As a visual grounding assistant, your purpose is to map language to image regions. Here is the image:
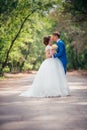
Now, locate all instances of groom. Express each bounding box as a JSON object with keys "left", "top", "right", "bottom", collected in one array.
[{"left": 52, "top": 32, "right": 68, "bottom": 73}]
